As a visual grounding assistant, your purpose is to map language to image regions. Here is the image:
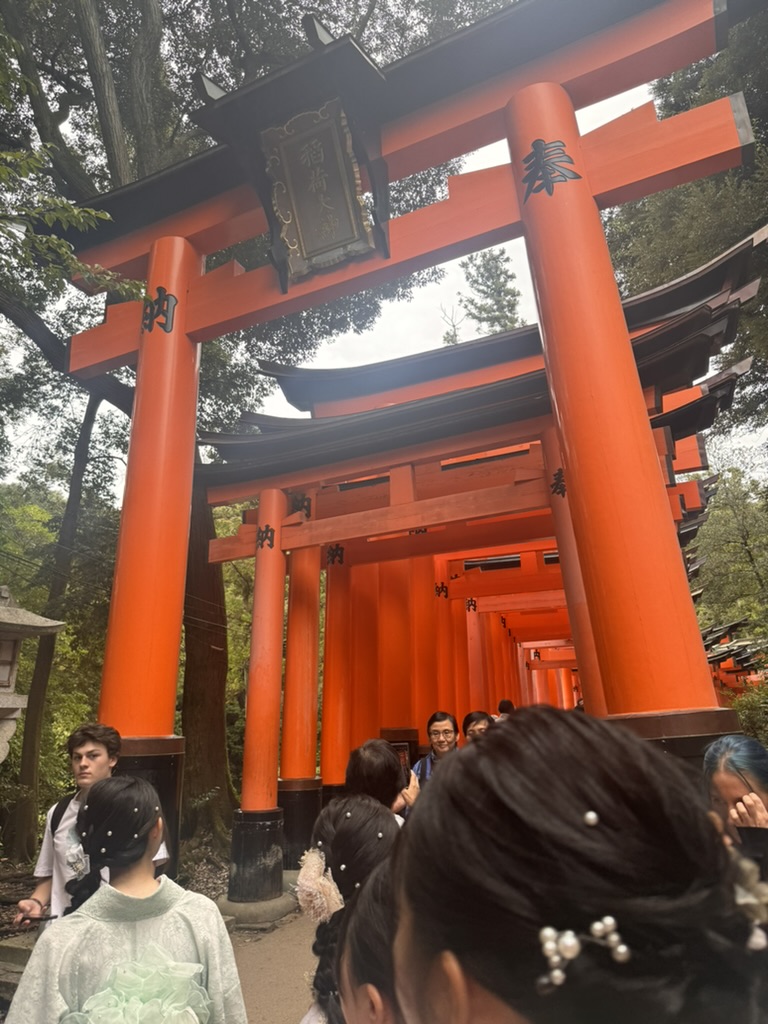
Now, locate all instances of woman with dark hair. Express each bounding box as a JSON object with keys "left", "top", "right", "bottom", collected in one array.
[
  {"left": 336, "top": 859, "right": 404, "bottom": 1024},
  {"left": 412, "top": 711, "right": 458, "bottom": 785},
  {"left": 296, "top": 794, "right": 400, "bottom": 1024},
  {"left": 345, "top": 739, "right": 418, "bottom": 820},
  {"left": 394, "top": 706, "right": 768, "bottom": 1024},
  {"left": 462, "top": 710, "right": 494, "bottom": 742},
  {"left": 704, "top": 733, "right": 768, "bottom": 833},
  {"left": 7, "top": 776, "right": 246, "bottom": 1024}
]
